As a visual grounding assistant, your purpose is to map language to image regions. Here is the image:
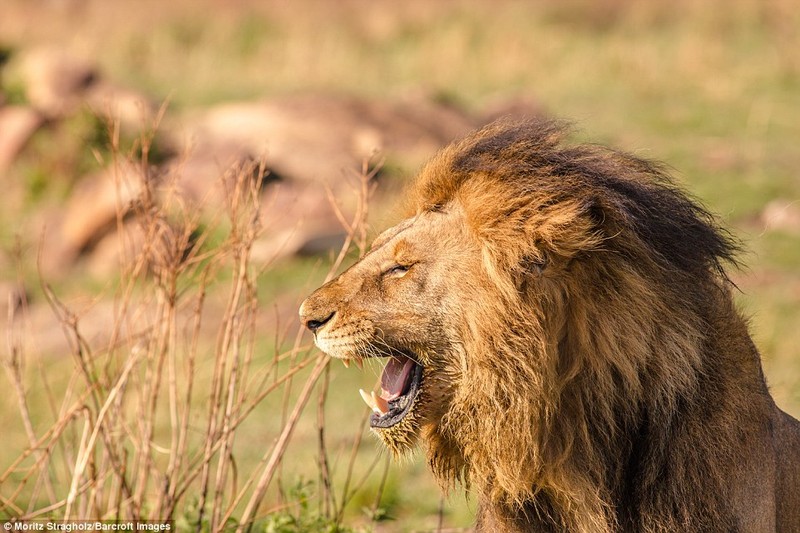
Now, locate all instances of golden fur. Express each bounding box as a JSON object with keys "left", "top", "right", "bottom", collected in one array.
[{"left": 300, "top": 119, "right": 800, "bottom": 532}]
